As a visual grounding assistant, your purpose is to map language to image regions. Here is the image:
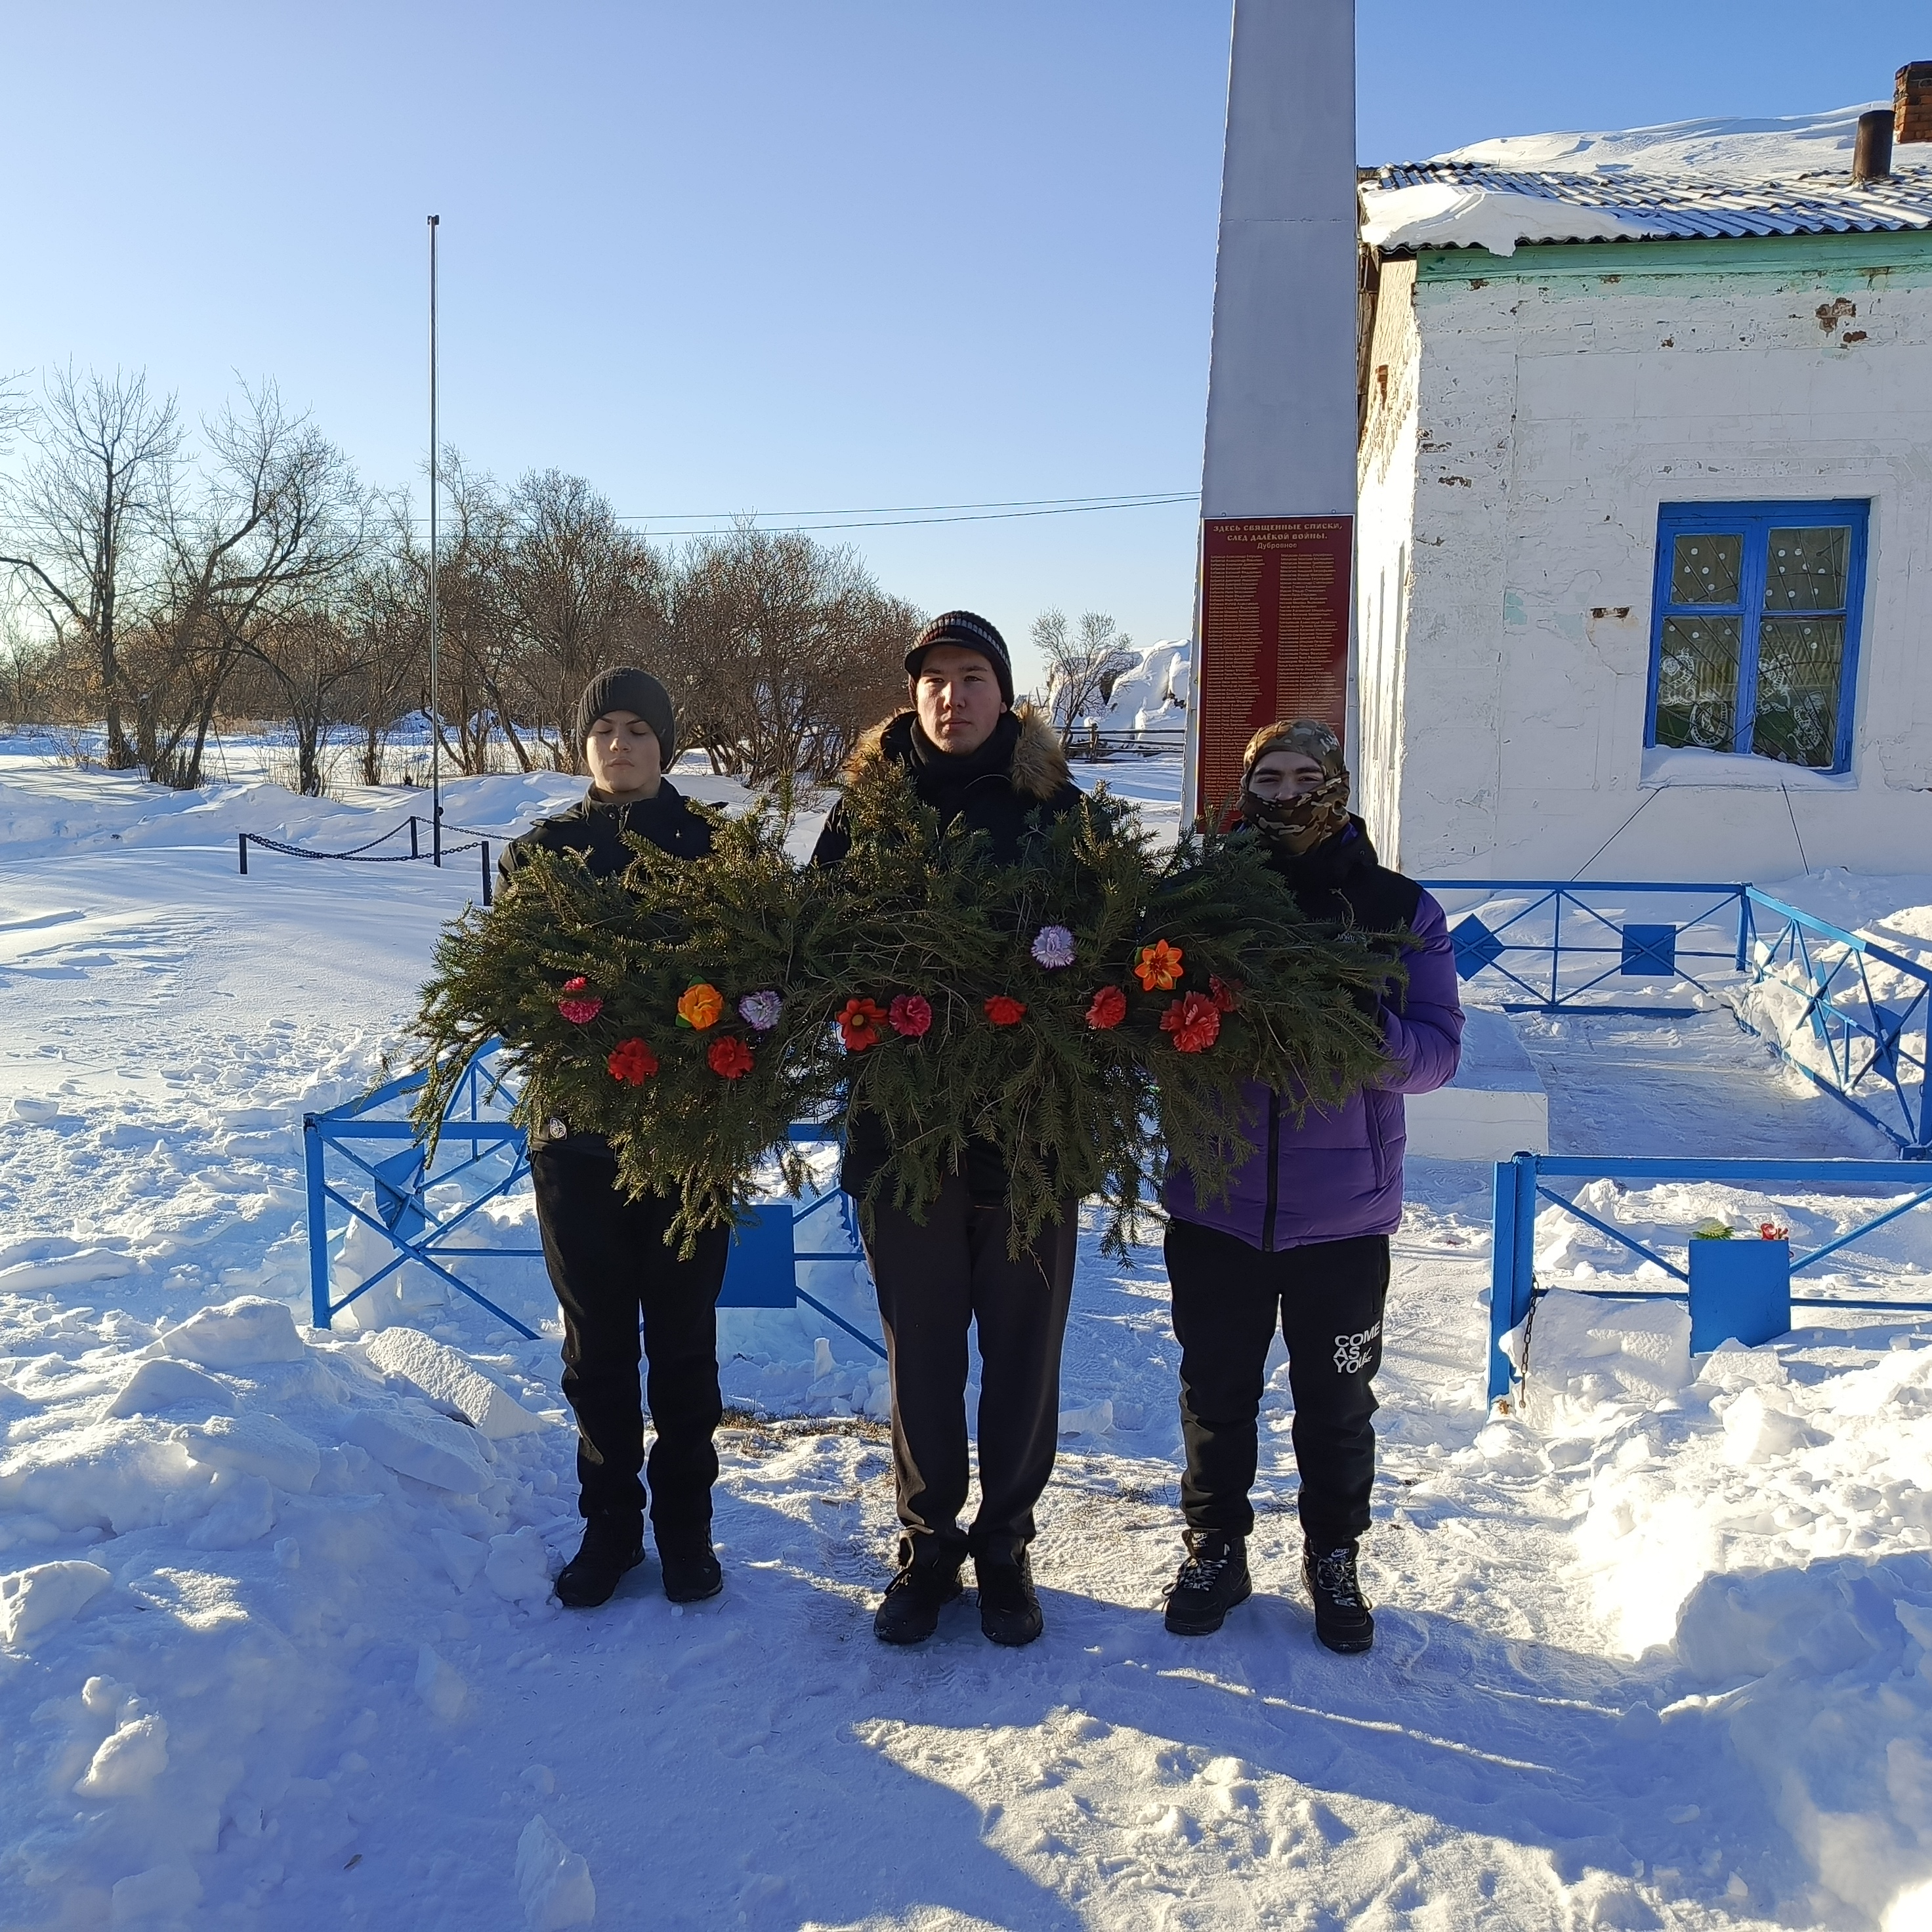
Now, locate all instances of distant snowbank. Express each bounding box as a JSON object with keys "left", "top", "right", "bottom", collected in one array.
[
  {"left": 0, "top": 743, "right": 768, "bottom": 863},
  {"left": 1043, "top": 637, "right": 1189, "bottom": 737}
]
